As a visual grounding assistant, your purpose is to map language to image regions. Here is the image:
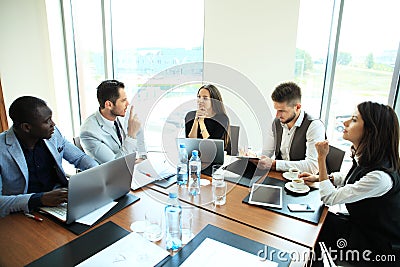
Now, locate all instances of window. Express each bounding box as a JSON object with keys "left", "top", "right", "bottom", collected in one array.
[{"left": 295, "top": 0, "right": 400, "bottom": 171}]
